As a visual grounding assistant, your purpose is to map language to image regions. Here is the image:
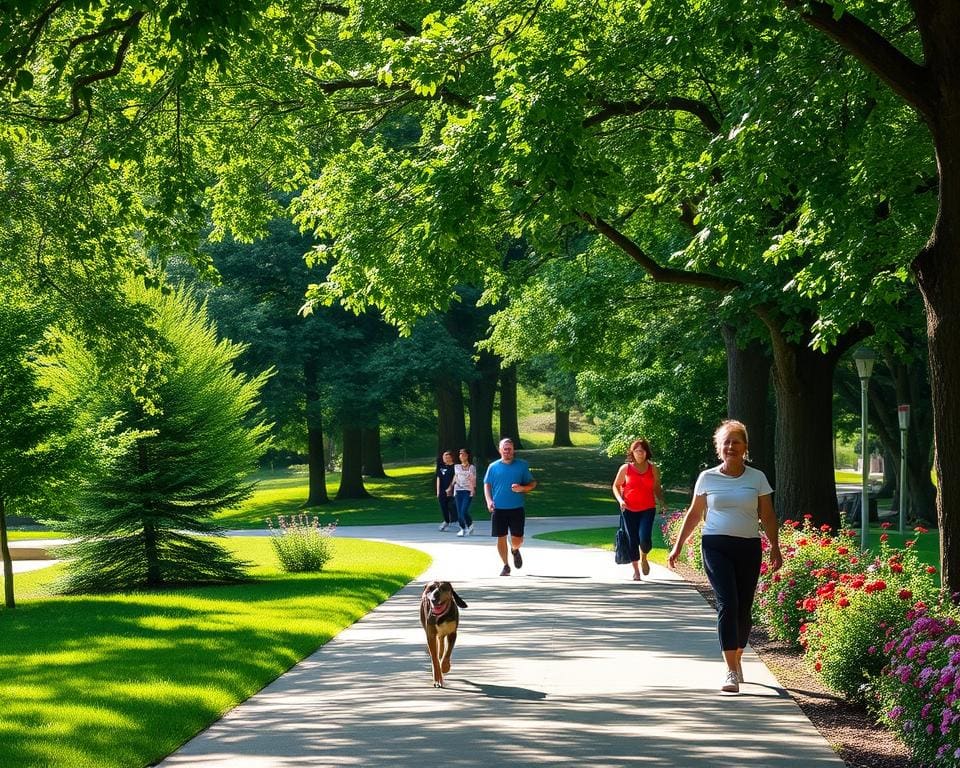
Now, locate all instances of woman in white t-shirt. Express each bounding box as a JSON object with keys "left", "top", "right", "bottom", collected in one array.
[{"left": 668, "top": 420, "right": 782, "bottom": 694}]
